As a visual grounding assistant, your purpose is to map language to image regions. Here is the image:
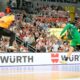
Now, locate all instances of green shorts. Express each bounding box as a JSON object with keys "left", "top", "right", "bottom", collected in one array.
[{"left": 70, "top": 39, "right": 80, "bottom": 47}]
